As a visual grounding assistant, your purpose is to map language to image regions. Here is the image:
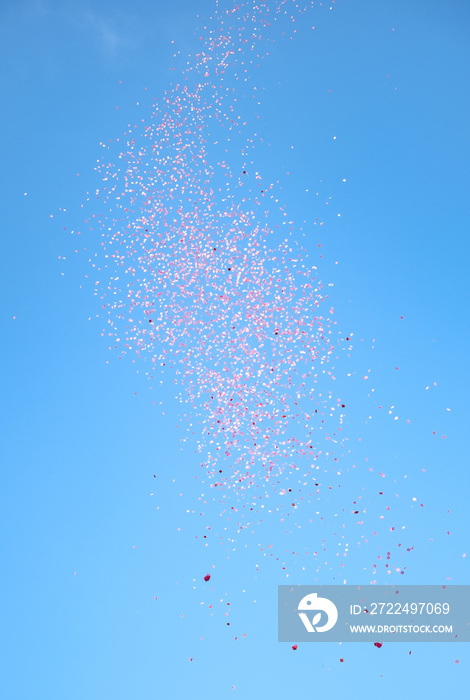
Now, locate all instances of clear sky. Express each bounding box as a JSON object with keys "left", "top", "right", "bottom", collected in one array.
[{"left": 1, "top": 1, "right": 469, "bottom": 698}]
